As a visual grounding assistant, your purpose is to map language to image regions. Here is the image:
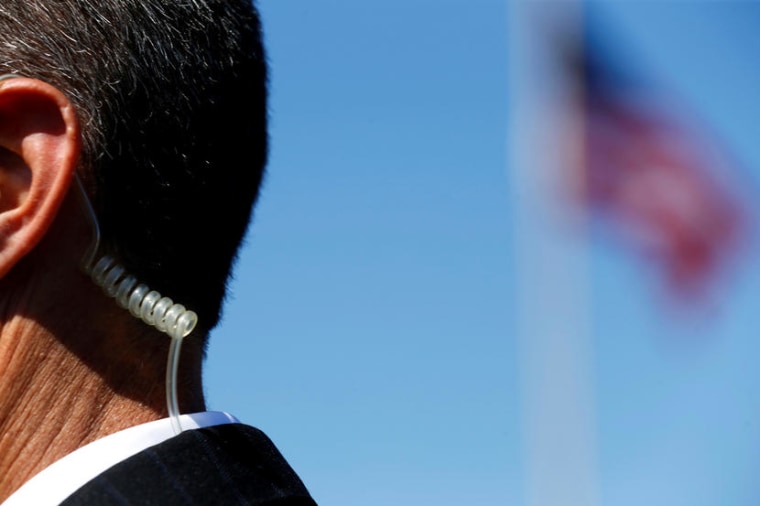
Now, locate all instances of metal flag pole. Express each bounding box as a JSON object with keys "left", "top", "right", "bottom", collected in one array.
[{"left": 507, "top": 2, "right": 601, "bottom": 505}]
